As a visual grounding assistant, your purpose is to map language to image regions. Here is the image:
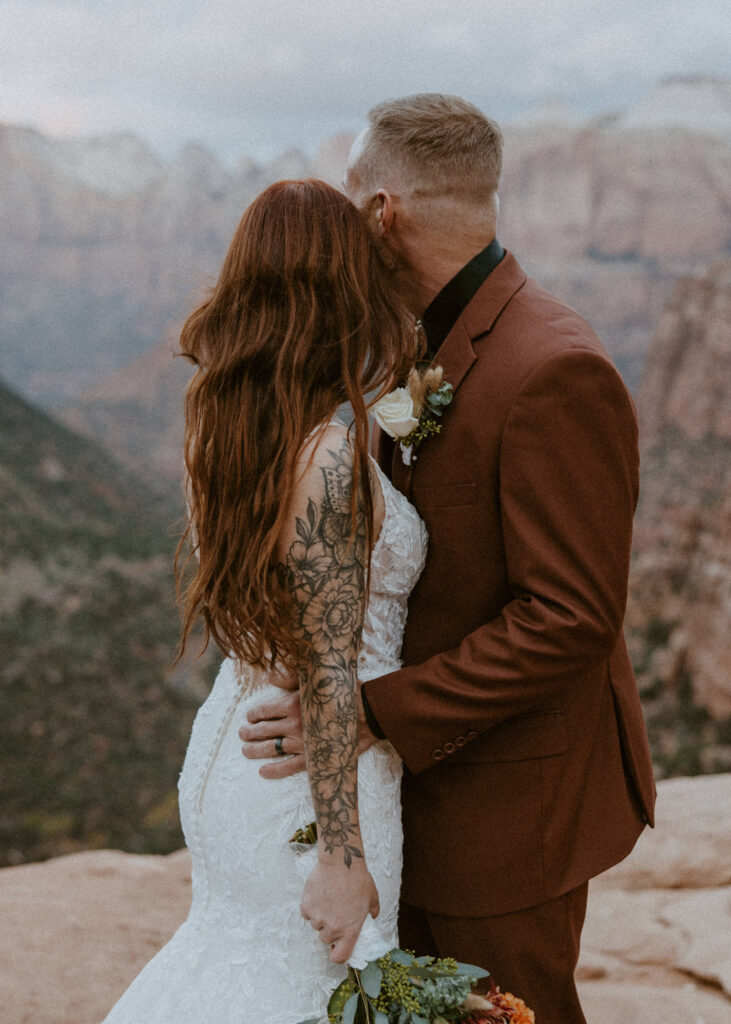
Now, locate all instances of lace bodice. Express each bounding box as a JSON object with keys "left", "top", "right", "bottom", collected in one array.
[
  {"left": 101, "top": 452, "right": 427, "bottom": 1024},
  {"left": 359, "top": 458, "right": 428, "bottom": 680}
]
